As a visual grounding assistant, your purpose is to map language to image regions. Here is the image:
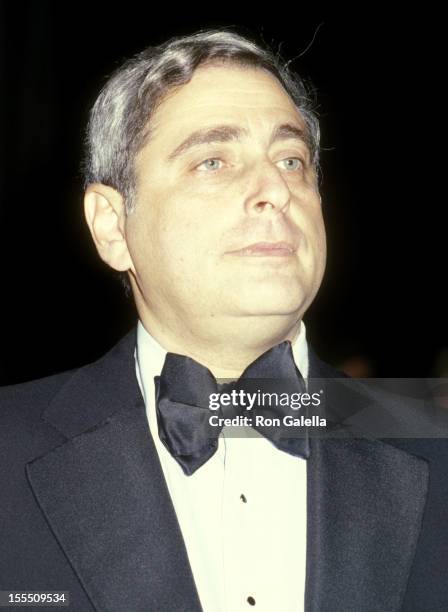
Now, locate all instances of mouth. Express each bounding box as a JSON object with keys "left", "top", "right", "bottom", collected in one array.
[{"left": 225, "top": 241, "right": 297, "bottom": 257}]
